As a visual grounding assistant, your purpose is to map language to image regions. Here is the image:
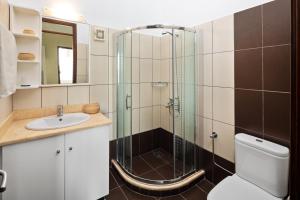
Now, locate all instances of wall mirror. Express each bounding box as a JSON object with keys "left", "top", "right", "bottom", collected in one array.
[{"left": 41, "top": 18, "right": 90, "bottom": 85}]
